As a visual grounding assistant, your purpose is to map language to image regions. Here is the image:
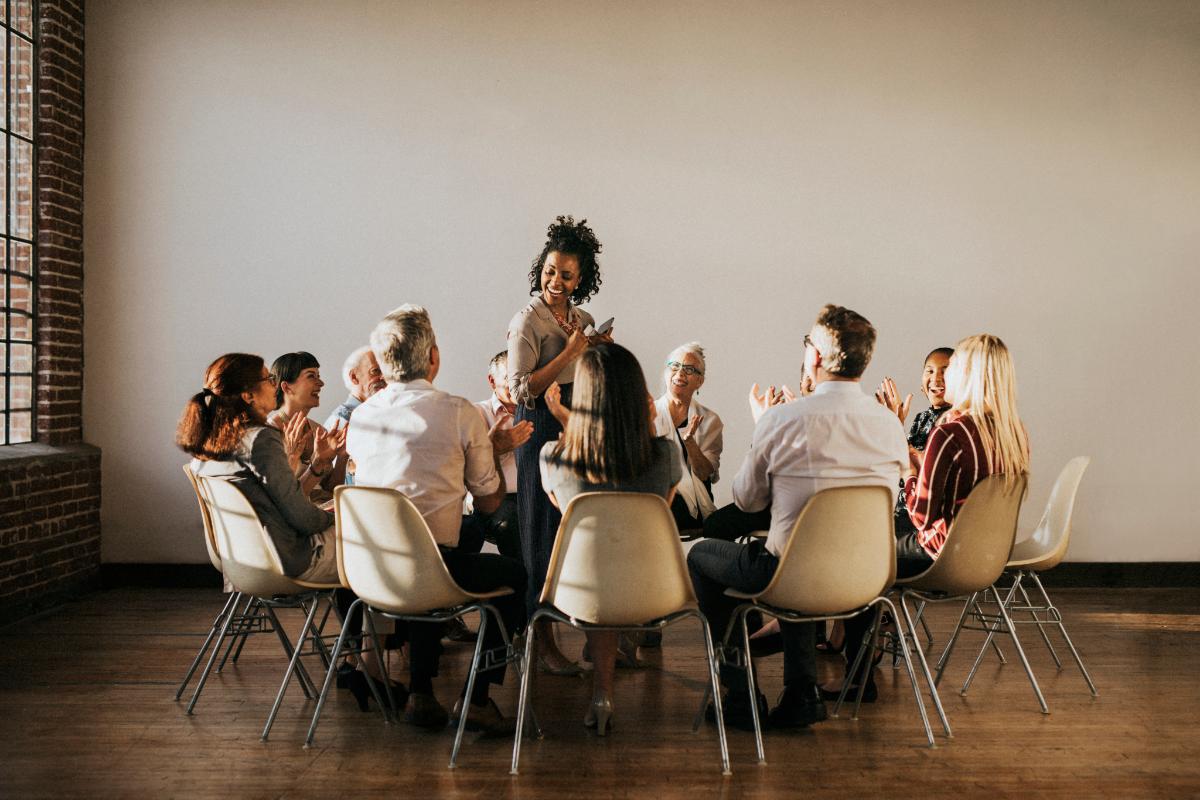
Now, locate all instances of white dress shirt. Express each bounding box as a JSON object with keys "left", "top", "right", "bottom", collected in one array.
[
  {"left": 732, "top": 380, "right": 908, "bottom": 557},
  {"left": 653, "top": 394, "right": 724, "bottom": 518},
  {"left": 347, "top": 380, "right": 500, "bottom": 548},
  {"left": 474, "top": 395, "right": 518, "bottom": 492}
]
